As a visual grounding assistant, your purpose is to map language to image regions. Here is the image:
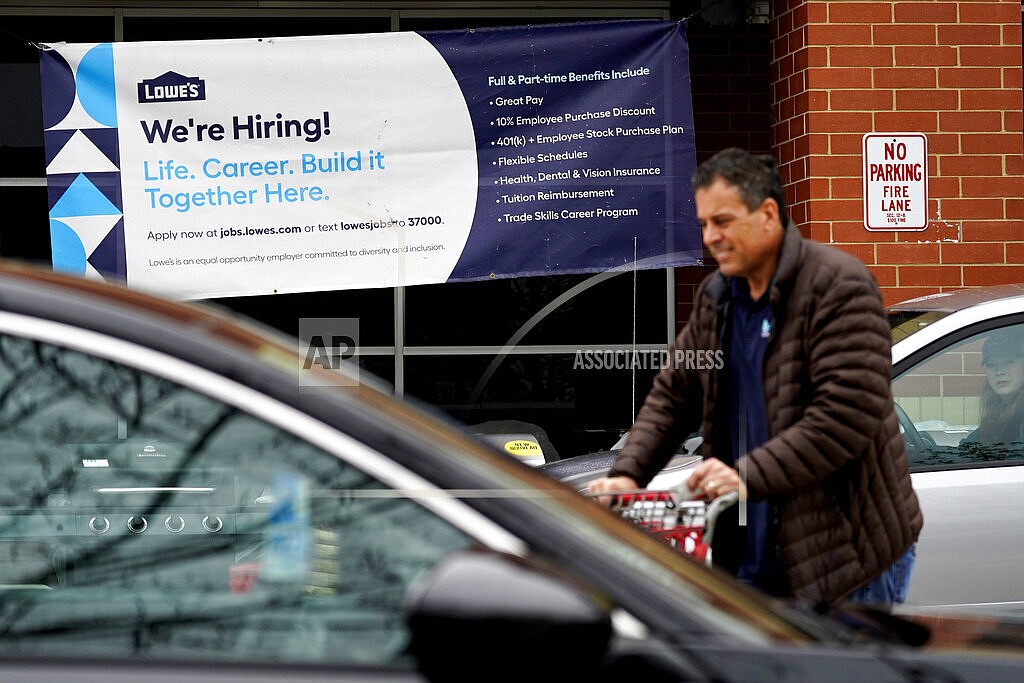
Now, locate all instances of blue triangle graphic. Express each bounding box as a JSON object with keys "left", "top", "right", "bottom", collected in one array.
[
  {"left": 43, "top": 129, "right": 77, "bottom": 167},
  {"left": 82, "top": 128, "right": 121, "bottom": 169},
  {"left": 87, "top": 219, "right": 127, "bottom": 280},
  {"left": 51, "top": 173, "right": 121, "bottom": 218},
  {"left": 83, "top": 172, "right": 123, "bottom": 212},
  {"left": 46, "top": 173, "right": 76, "bottom": 212}
]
